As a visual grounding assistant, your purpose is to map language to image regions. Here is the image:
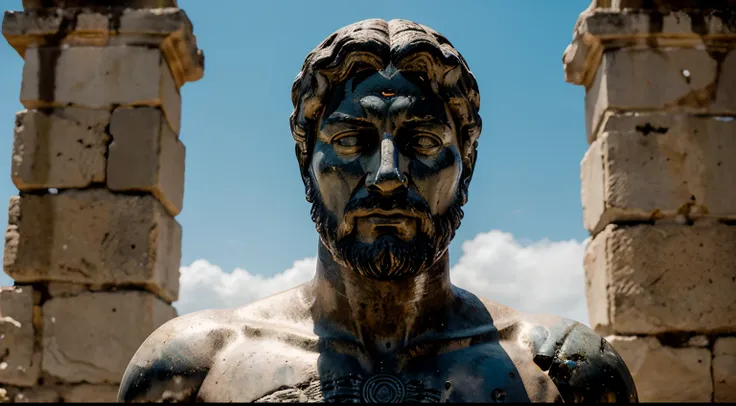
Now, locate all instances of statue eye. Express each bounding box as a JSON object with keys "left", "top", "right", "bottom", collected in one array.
[
  {"left": 411, "top": 134, "right": 441, "bottom": 151},
  {"left": 332, "top": 133, "right": 361, "bottom": 151},
  {"left": 336, "top": 136, "right": 358, "bottom": 147}
]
